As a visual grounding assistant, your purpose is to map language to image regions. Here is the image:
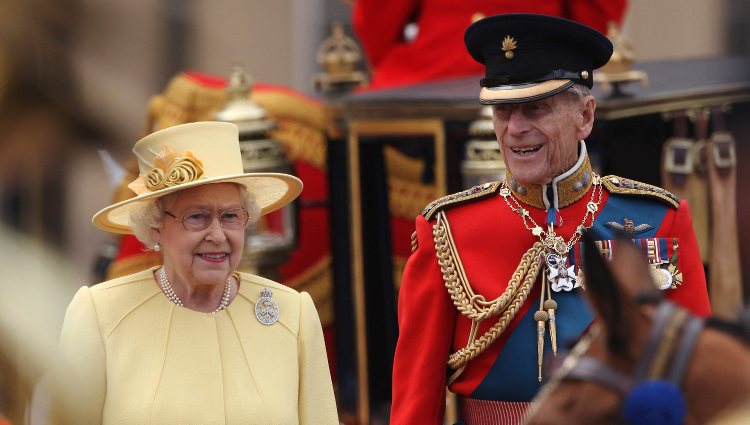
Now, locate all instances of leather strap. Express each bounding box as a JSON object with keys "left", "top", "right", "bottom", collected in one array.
[
  {"left": 660, "top": 110, "right": 710, "bottom": 261},
  {"left": 689, "top": 111, "right": 711, "bottom": 262},
  {"left": 562, "top": 303, "right": 702, "bottom": 393},
  {"left": 668, "top": 316, "right": 704, "bottom": 384},
  {"left": 564, "top": 356, "right": 634, "bottom": 395},
  {"left": 662, "top": 111, "right": 693, "bottom": 190},
  {"left": 707, "top": 106, "right": 743, "bottom": 319},
  {"left": 710, "top": 106, "right": 738, "bottom": 173},
  {"left": 634, "top": 302, "right": 679, "bottom": 379},
  {"left": 694, "top": 109, "right": 711, "bottom": 173}
]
